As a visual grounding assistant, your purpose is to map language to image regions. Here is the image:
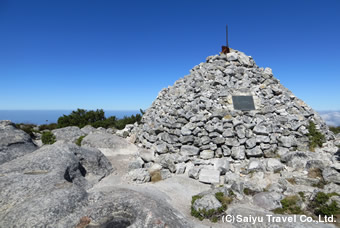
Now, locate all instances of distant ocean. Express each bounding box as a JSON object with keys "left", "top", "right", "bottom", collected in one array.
[{"left": 0, "top": 110, "right": 140, "bottom": 125}]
